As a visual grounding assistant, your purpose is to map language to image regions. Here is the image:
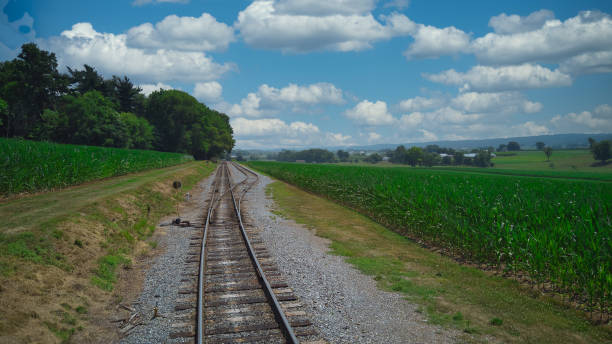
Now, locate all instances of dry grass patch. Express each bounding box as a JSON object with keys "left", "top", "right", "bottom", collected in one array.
[{"left": 0, "top": 161, "right": 215, "bottom": 343}]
